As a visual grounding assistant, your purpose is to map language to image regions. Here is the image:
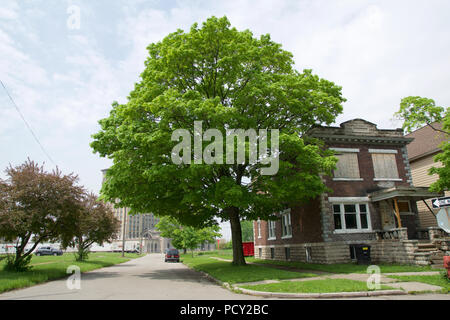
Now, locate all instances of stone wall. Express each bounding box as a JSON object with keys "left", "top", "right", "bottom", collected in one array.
[{"left": 255, "top": 239, "right": 428, "bottom": 265}]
